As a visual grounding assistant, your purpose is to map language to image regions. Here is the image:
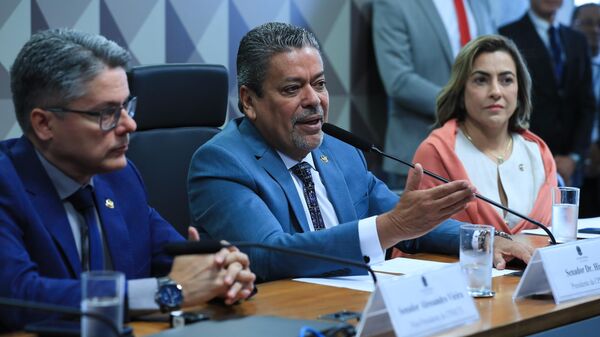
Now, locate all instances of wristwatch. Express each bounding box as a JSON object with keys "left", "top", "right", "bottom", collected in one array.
[{"left": 155, "top": 276, "right": 184, "bottom": 313}]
